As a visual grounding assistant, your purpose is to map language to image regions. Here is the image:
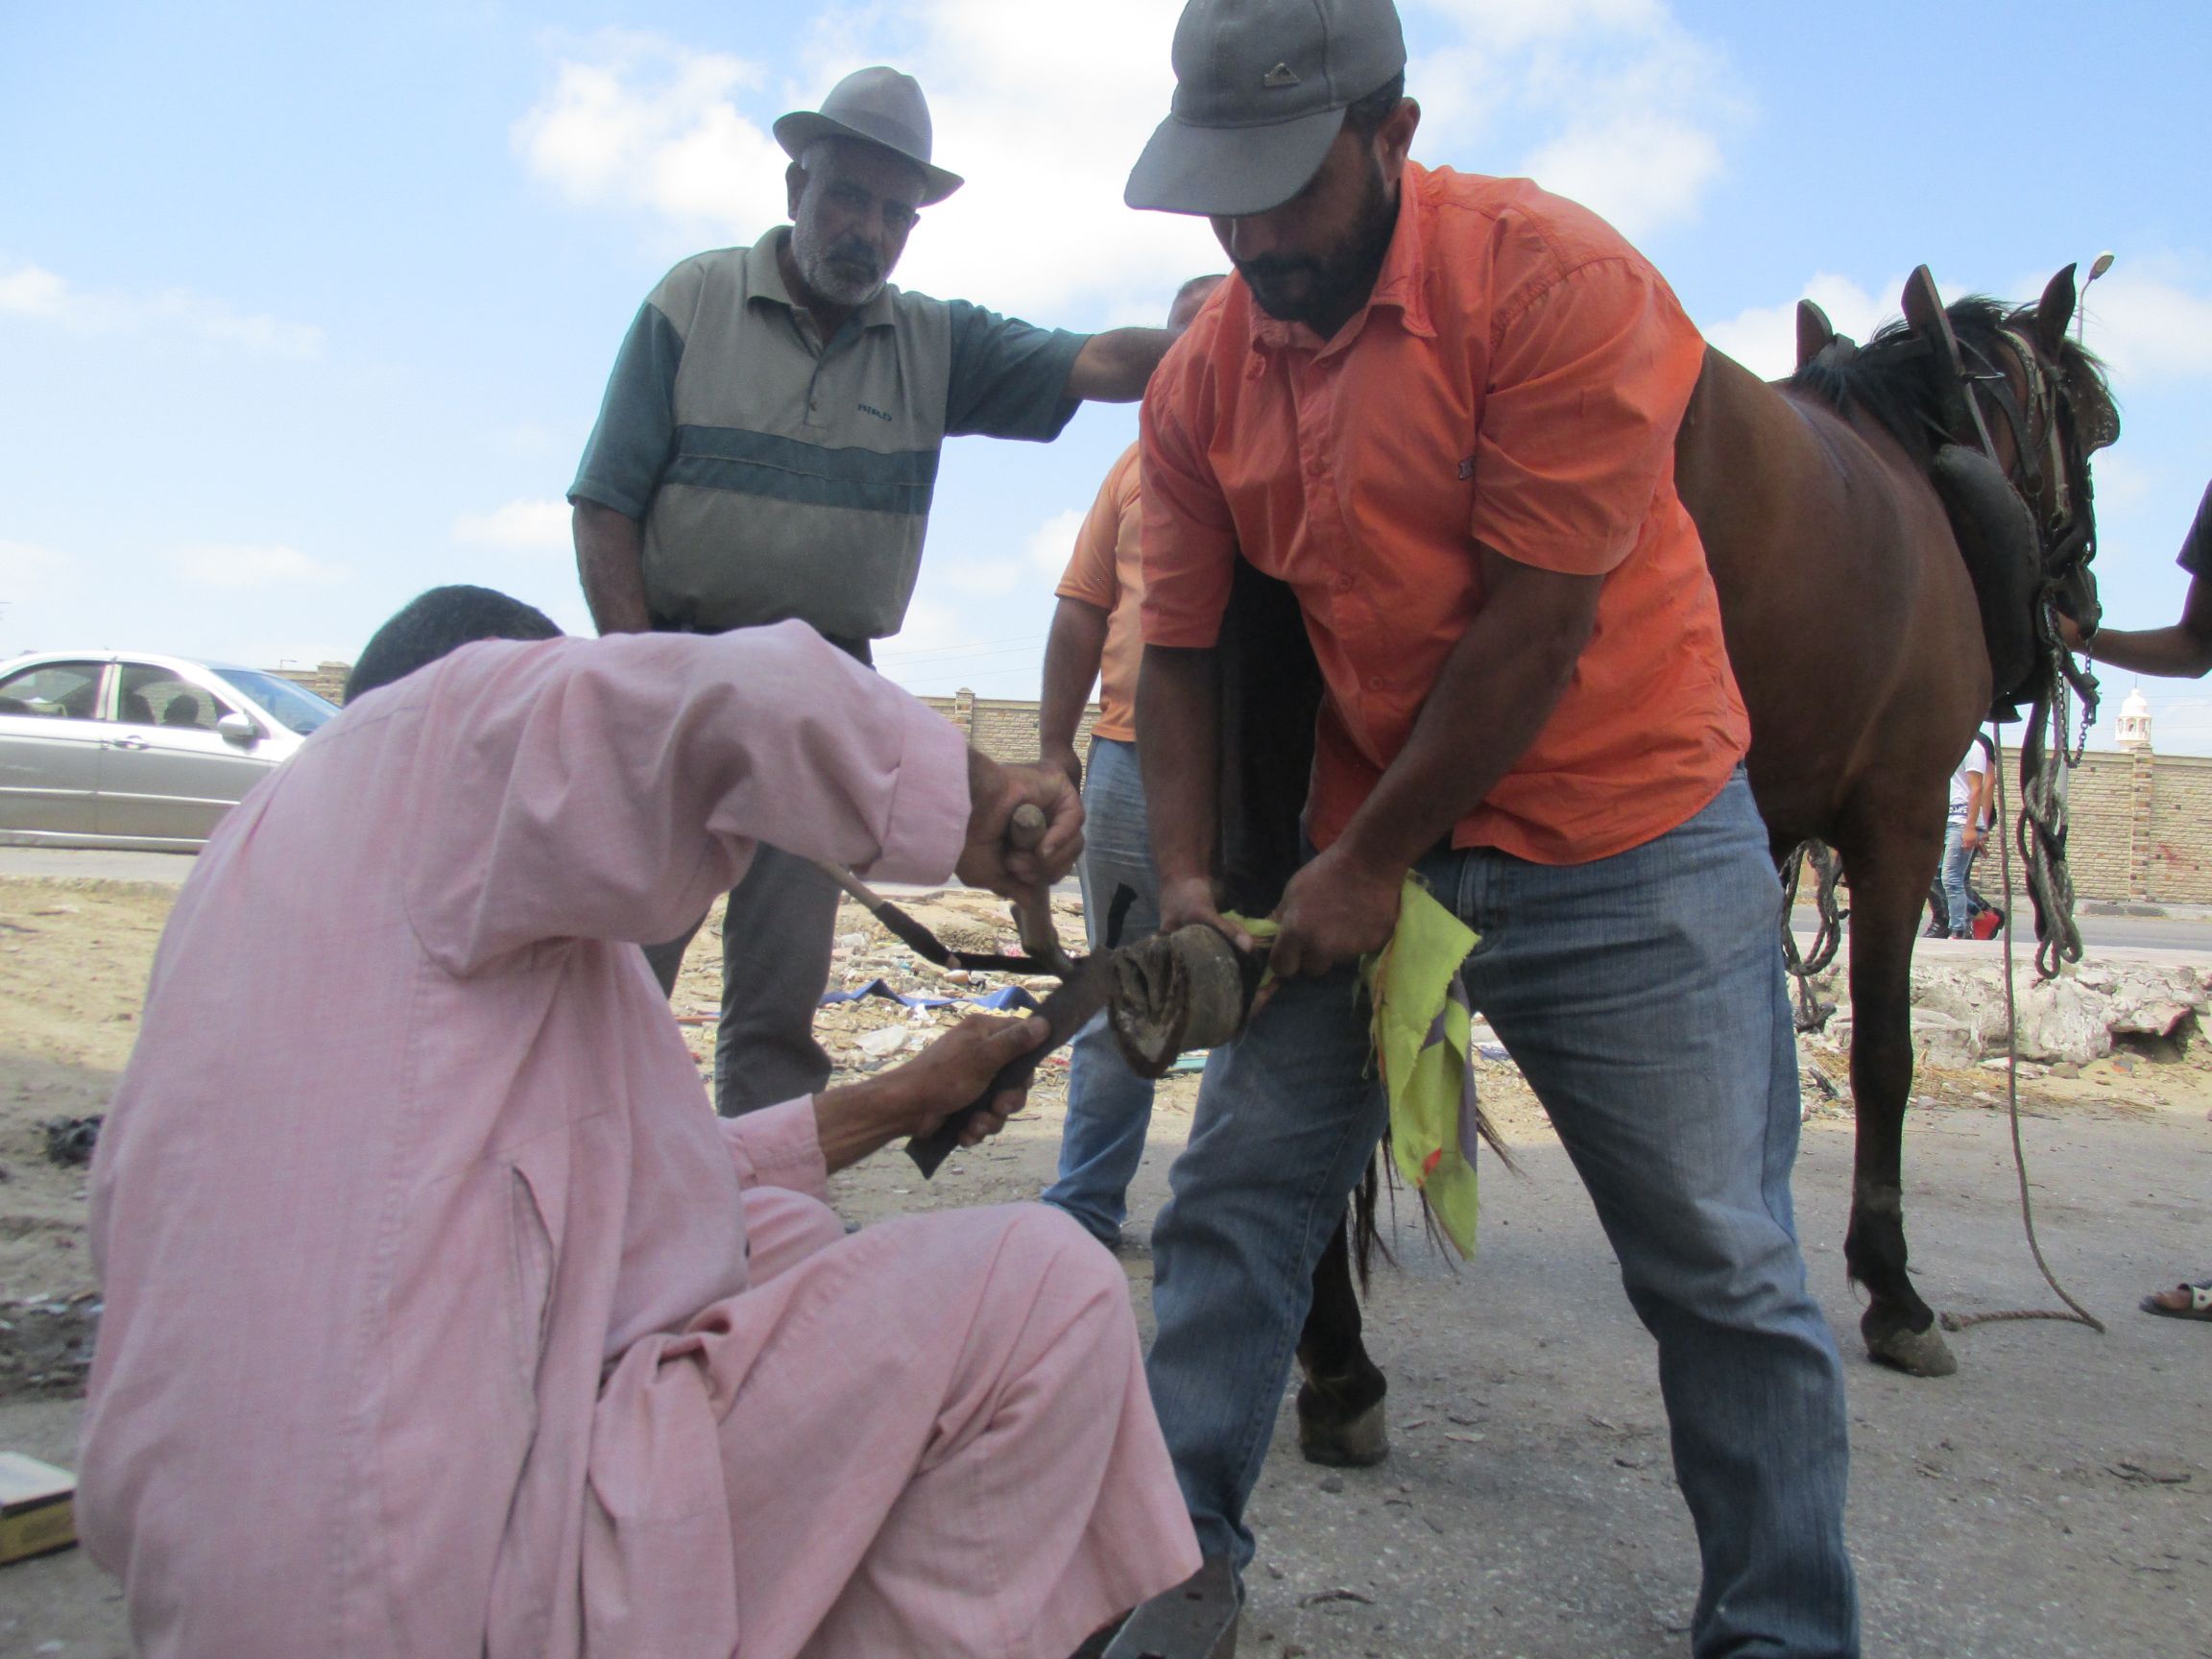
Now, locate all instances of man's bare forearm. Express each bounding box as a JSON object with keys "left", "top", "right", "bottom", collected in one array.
[
  {"left": 1334, "top": 551, "right": 1599, "bottom": 877},
  {"left": 1039, "top": 597, "right": 1111, "bottom": 764},
  {"left": 573, "top": 500, "right": 653, "bottom": 635},
  {"left": 1064, "top": 327, "right": 1175, "bottom": 403},
  {"left": 2080, "top": 620, "right": 2212, "bottom": 679},
  {"left": 1135, "top": 644, "right": 1221, "bottom": 888}
]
